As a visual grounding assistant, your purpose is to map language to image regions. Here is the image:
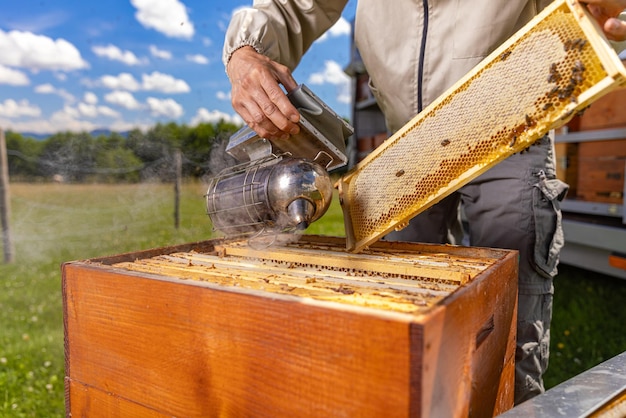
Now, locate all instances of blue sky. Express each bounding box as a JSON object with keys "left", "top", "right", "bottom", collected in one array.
[{"left": 0, "top": 0, "right": 357, "bottom": 134}]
